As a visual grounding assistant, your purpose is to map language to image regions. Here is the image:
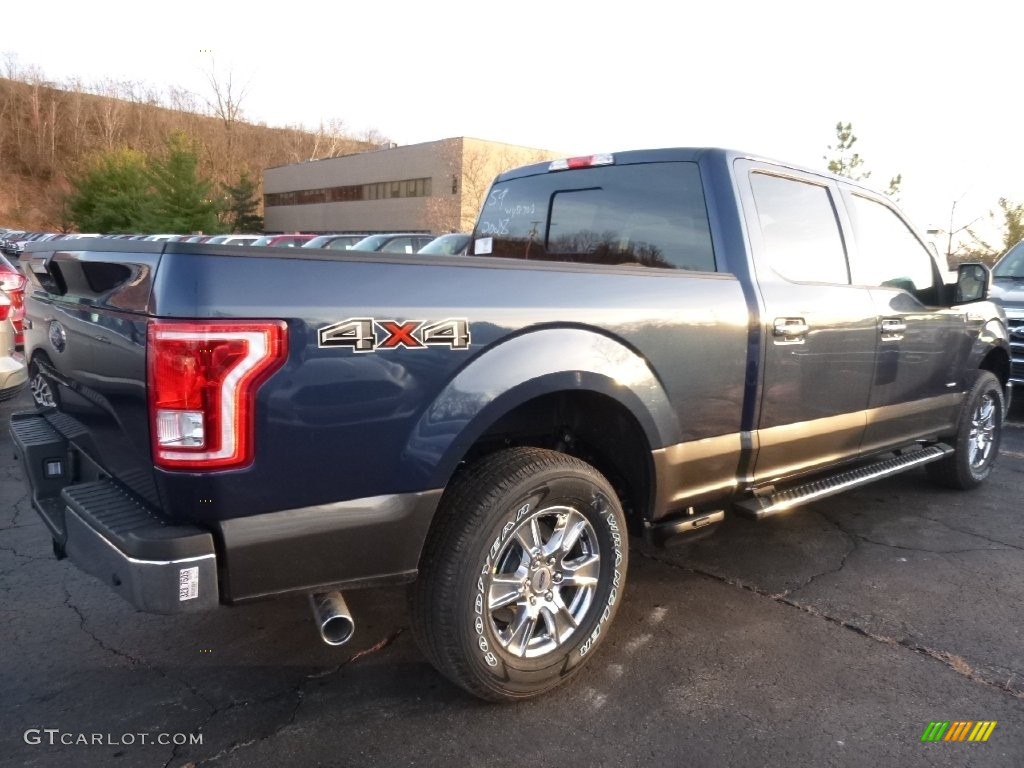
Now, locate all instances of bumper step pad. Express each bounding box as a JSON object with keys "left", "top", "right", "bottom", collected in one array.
[{"left": 10, "top": 411, "right": 219, "bottom": 613}]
